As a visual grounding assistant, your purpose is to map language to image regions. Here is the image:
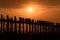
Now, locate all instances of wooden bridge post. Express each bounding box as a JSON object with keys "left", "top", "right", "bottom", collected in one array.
[
  {"left": 47, "top": 22, "right": 49, "bottom": 34},
  {"left": 23, "top": 20, "right": 24, "bottom": 34},
  {"left": 40, "top": 25, "right": 41, "bottom": 35},
  {"left": 14, "top": 16, "right": 17, "bottom": 34},
  {"left": 54, "top": 24, "right": 56, "bottom": 32},
  {"left": 43, "top": 25, "right": 44, "bottom": 34},
  {"left": 6, "top": 15, "right": 9, "bottom": 33},
  {"left": 1, "top": 14, "right": 3, "bottom": 33},
  {"left": 31, "top": 20, "right": 34, "bottom": 34},
  {"left": 22, "top": 19, "right": 24, "bottom": 34},
  {"left": 10, "top": 18, "right": 13, "bottom": 33},
  {"left": 3, "top": 17, "right": 5, "bottom": 33},
  {"left": 26, "top": 23, "right": 28, "bottom": 34},
  {"left": 35, "top": 21, "right": 36, "bottom": 34},
  {"left": 29, "top": 24, "right": 30, "bottom": 34},
  {"left": 52, "top": 24, "right": 54, "bottom": 33},
  {"left": 37, "top": 24, "right": 39, "bottom": 34},
  {"left": 19, "top": 17, "right": 21, "bottom": 34}
]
